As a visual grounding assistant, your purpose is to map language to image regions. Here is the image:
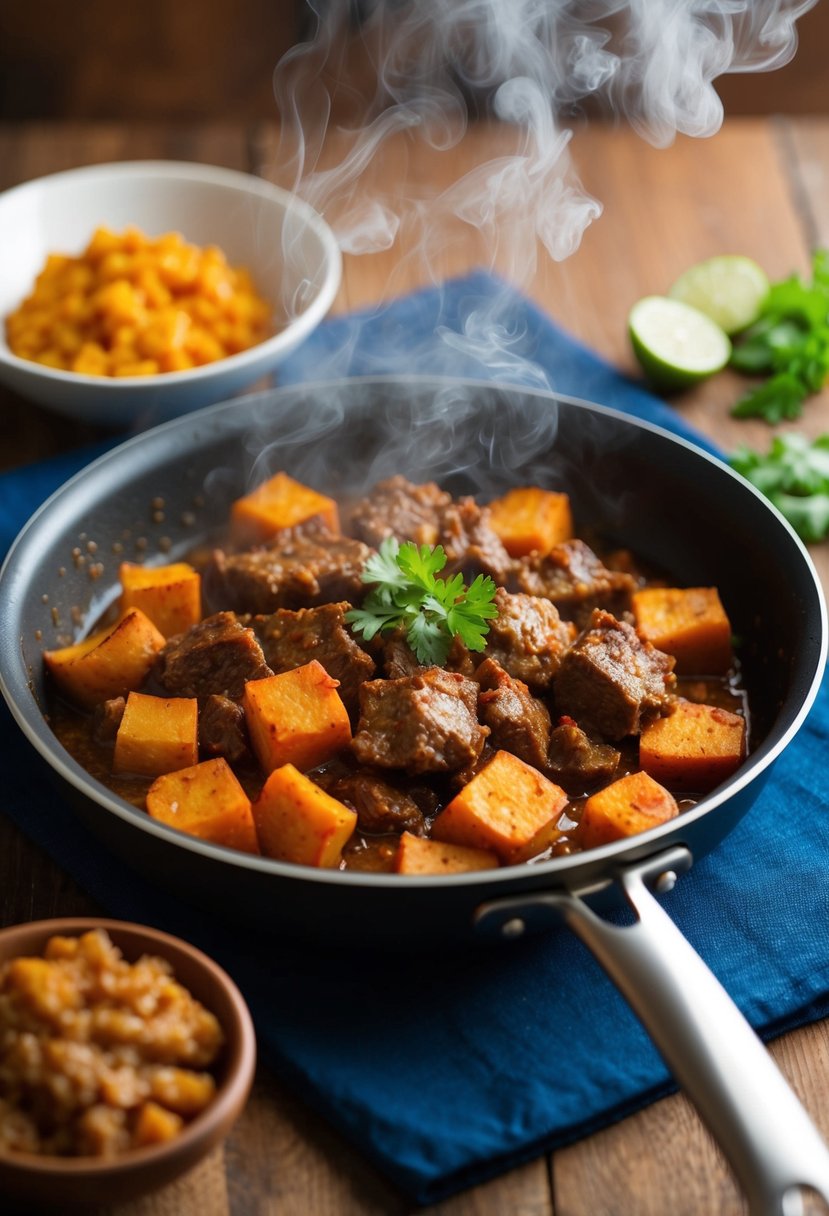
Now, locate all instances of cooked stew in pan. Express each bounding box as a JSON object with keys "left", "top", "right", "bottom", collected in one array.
[{"left": 44, "top": 472, "right": 750, "bottom": 874}]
